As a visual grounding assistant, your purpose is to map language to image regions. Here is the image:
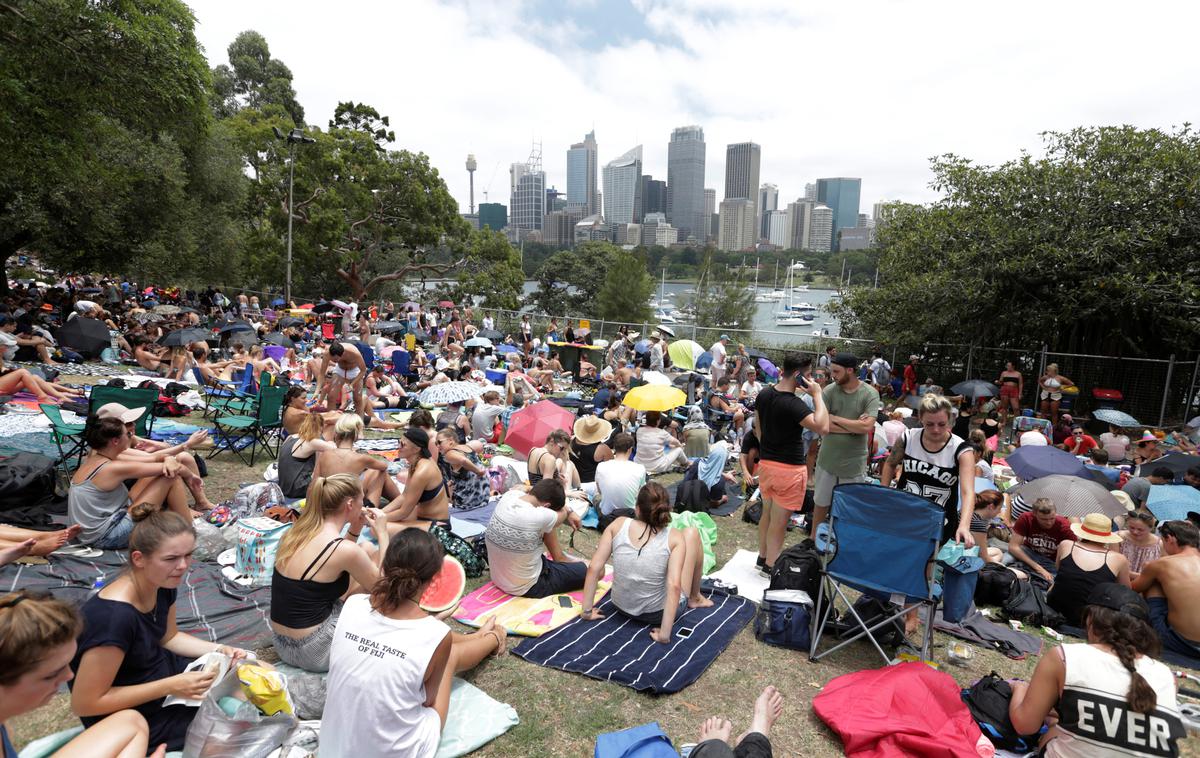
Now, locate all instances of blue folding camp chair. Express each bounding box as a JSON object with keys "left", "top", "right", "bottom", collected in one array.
[{"left": 809, "top": 483, "right": 944, "bottom": 666}]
